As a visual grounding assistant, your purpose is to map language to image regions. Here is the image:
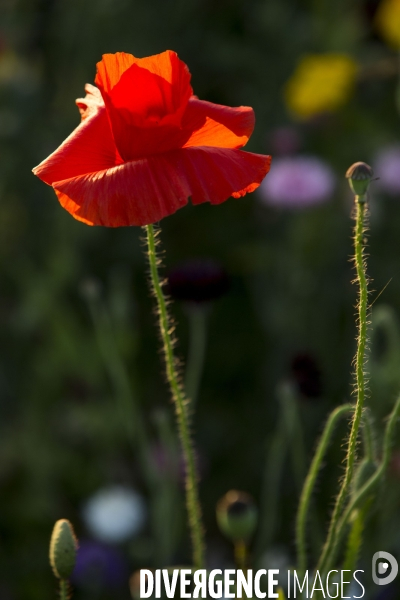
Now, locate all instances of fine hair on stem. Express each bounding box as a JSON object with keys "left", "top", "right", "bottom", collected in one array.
[{"left": 143, "top": 223, "right": 205, "bottom": 569}]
